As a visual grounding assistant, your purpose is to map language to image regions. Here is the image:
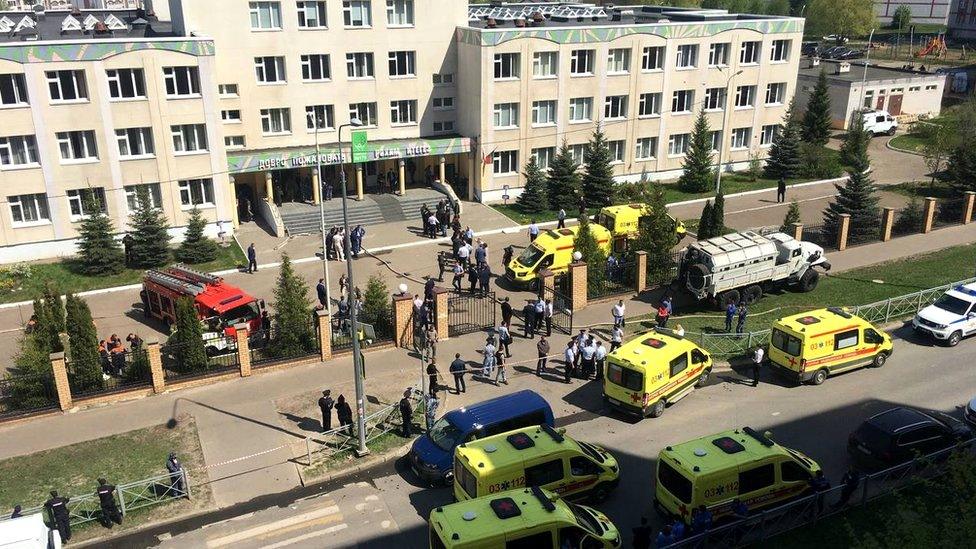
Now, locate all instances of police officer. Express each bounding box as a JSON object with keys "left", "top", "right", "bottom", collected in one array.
[
  {"left": 318, "top": 390, "right": 335, "bottom": 433},
  {"left": 166, "top": 452, "right": 186, "bottom": 497},
  {"left": 9, "top": 505, "right": 22, "bottom": 519},
  {"left": 632, "top": 516, "right": 652, "bottom": 549},
  {"left": 523, "top": 301, "right": 536, "bottom": 339},
  {"left": 44, "top": 491, "right": 71, "bottom": 543},
  {"left": 336, "top": 395, "right": 354, "bottom": 437},
  {"left": 399, "top": 389, "right": 413, "bottom": 438},
  {"left": 96, "top": 478, "right": 123, "bottom": 527}
]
